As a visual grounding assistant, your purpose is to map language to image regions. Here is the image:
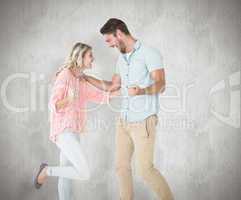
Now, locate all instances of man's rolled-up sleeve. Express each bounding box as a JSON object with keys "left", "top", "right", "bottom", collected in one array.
[{"left": 145, "top": 47, "right": 164, "bottom": 72}]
